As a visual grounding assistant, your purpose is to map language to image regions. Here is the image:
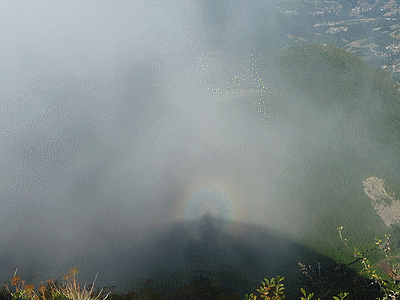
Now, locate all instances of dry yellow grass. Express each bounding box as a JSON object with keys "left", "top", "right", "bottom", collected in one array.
[{"left": 3, "top": 268, "right": 111, "bottom": 300}]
